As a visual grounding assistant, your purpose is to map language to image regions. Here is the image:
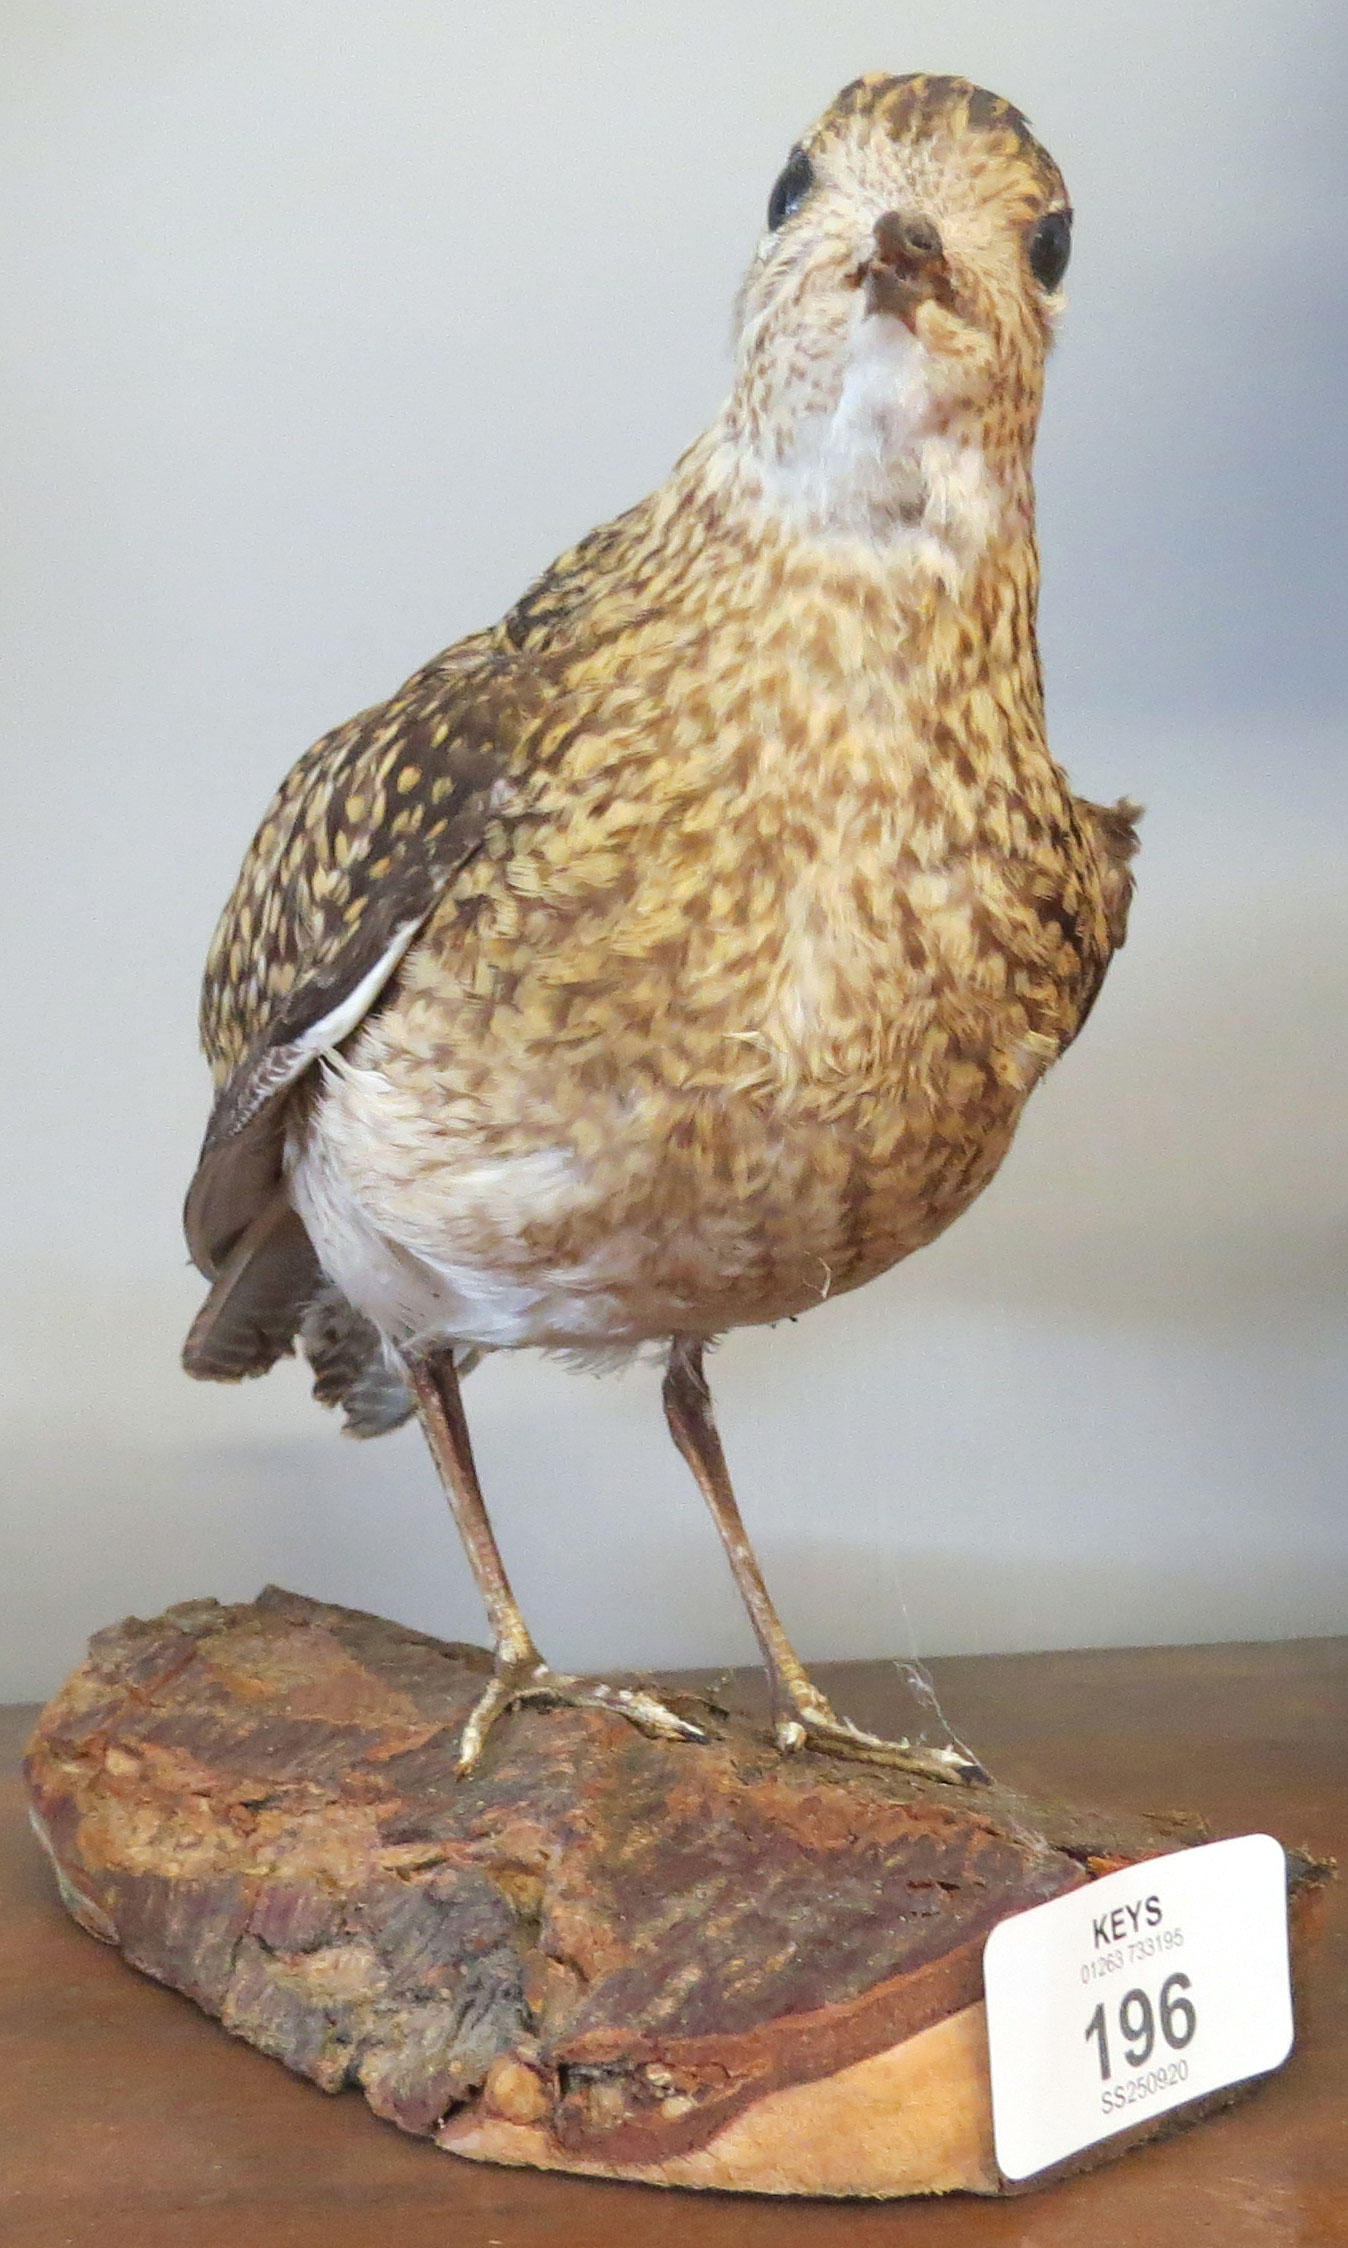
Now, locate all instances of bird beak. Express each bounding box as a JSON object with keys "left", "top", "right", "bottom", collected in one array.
[{"left": 855, "top": 210, "right": 950, "bottom": 330}]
